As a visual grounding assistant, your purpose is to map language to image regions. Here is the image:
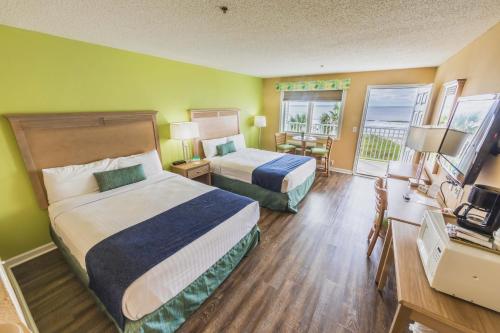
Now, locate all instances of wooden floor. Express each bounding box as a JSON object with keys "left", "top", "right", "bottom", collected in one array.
[{"left": 12, "top": 173, "right": 400, "bottom": 333}]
